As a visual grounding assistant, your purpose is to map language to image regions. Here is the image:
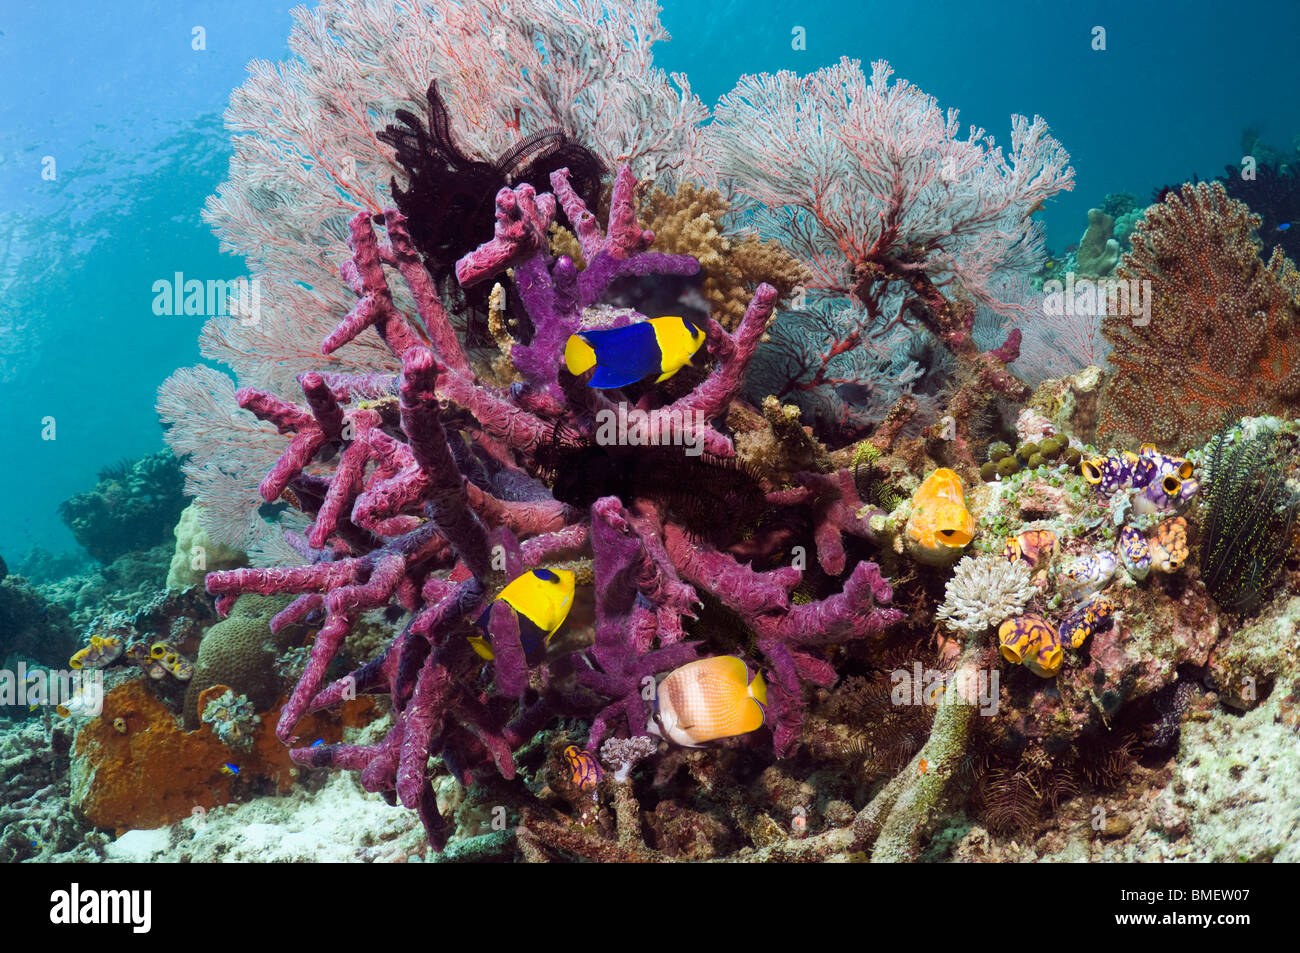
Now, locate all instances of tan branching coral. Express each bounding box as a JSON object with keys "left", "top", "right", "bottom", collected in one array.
[
  {"left": 552, "top": 183, "right": 809, "bottom": 329},
  {"left": 640, "top": 183, "right": 810, "bottom": 329},
  {"left": 1101, "top": 182, "right": 1300, "bottom": 448}
]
